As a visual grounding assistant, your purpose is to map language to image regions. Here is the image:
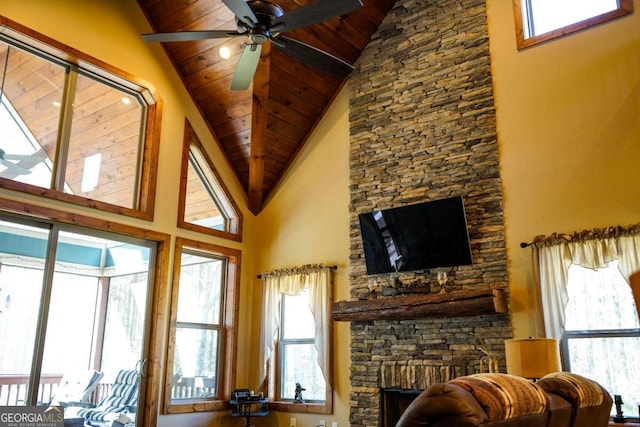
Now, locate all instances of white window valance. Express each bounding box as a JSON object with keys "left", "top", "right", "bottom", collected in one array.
[{"left": 529, "top": 224, "right": 640, "bottom": 339}]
